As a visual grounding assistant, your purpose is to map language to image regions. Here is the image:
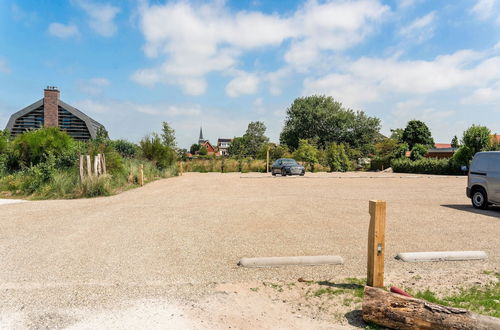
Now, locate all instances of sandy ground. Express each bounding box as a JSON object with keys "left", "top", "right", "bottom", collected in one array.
[{"left": 0, "top": 172, "right": 498, "bottom": 329}]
